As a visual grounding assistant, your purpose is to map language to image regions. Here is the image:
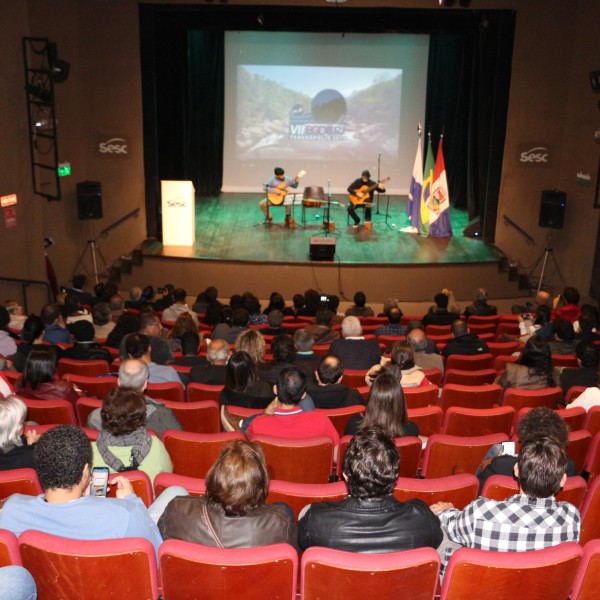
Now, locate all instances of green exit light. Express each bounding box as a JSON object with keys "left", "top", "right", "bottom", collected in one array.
[{"left": 58, "top": 162, "right": 71, "bottom": 177}]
